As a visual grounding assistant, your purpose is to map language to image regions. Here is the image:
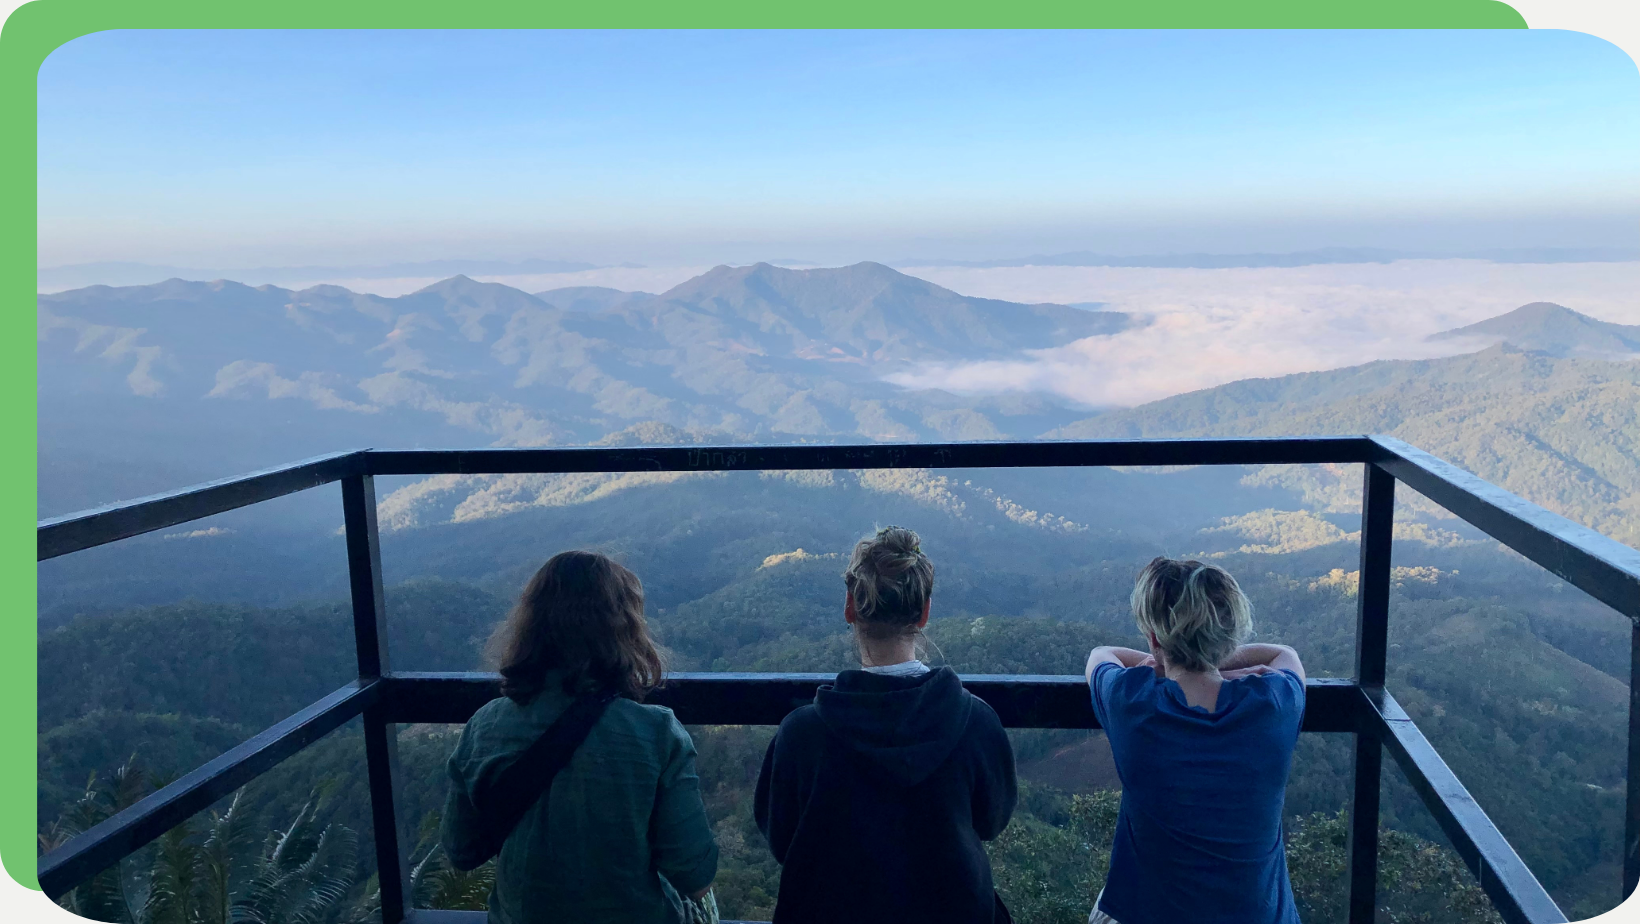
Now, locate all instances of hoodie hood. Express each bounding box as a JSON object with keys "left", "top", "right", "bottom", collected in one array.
[{"left": 814, "top": 666, "right": 972, "bottom": 787}]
